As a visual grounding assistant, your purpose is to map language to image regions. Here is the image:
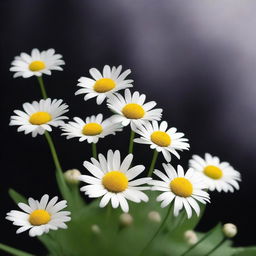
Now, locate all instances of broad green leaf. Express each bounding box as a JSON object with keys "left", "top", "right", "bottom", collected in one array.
[
  {"left": 8, "top": 189, "right": 27, "bottom": 204},
  {"left": 0, "top": 243, "right": 35, "bottom": 256},
  {"left": 232, "top": 246, "right": 256, "bottom": 256}
]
